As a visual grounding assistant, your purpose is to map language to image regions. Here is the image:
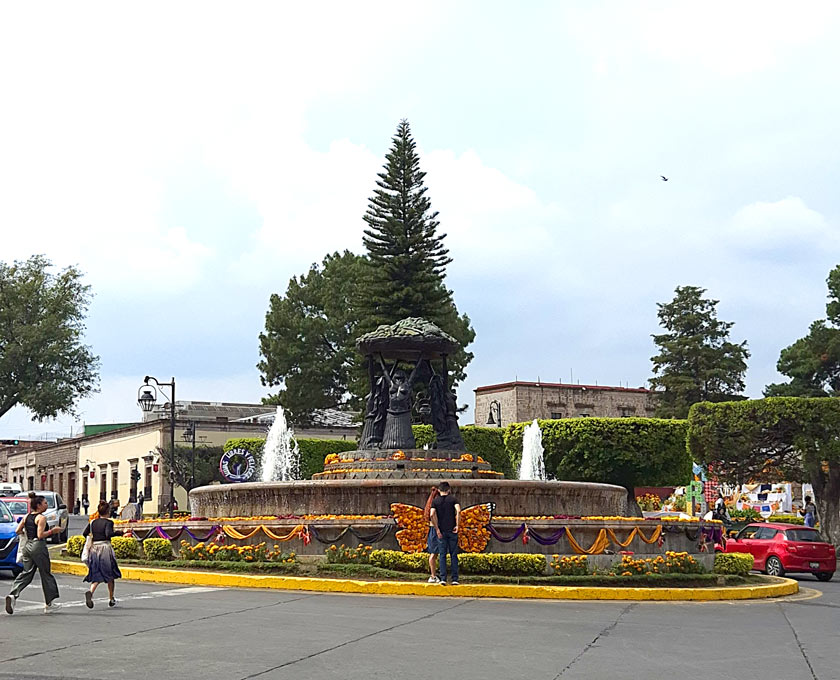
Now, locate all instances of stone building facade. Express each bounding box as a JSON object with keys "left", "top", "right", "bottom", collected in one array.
[{"left": 474, "top": 381, "right": 658, "bottom": 429}]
